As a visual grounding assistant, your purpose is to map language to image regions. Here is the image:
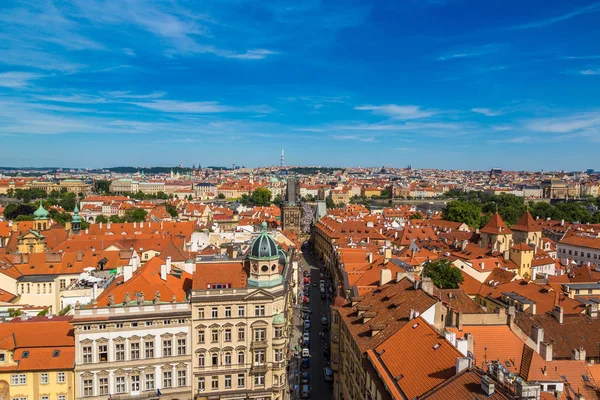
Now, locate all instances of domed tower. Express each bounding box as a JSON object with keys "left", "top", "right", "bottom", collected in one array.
[
  {"left": 248, "top": 222, "right": 284, "bottom": 287},
  {"left": 71, "top": 203, "right": 82, "bottom": 234},
  {"left": 33, "top": 201, "right": 50, "bottom": 231}
]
